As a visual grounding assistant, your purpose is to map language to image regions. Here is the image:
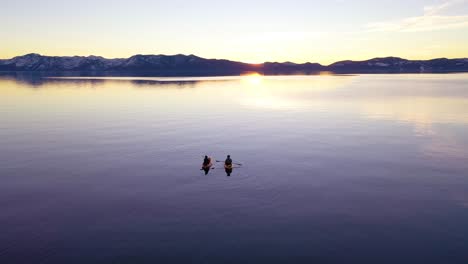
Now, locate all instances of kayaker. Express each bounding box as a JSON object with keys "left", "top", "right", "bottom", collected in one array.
[
  {"left": 203, "top": 155, "right": 210, "bottom": 166},
  {"left": 225, "top": 155, "right": 232, "bottom": 166}
]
